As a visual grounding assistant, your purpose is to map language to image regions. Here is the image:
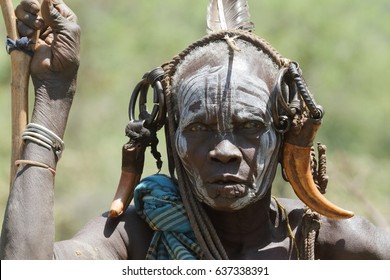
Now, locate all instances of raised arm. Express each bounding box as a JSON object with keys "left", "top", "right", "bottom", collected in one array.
[{"left": 0, "top": 0, "right": 80, "bottom": 259}]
